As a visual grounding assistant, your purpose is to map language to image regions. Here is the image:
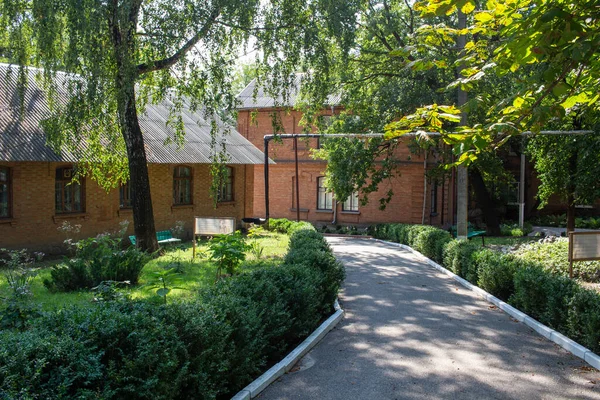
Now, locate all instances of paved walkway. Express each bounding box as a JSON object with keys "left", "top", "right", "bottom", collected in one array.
[{"left": 258, "top": 237, "right": 600, "bottom": 400}]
